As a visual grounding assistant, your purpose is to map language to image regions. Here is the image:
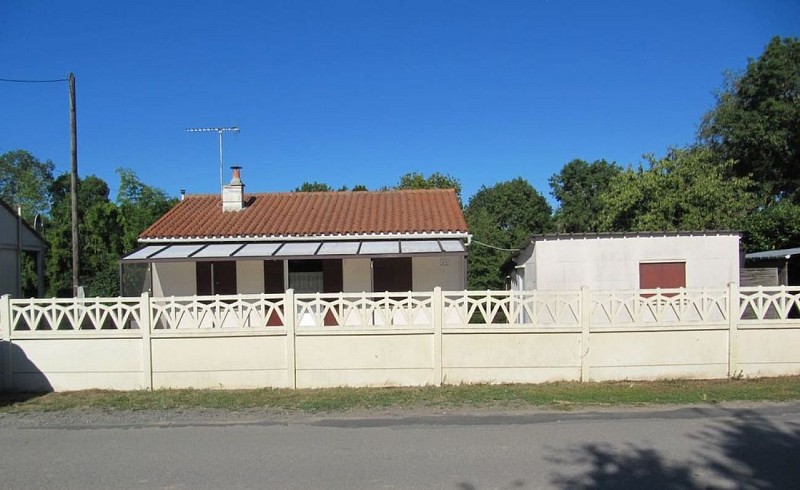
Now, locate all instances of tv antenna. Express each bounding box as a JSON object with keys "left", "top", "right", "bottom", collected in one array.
[{"left": 186, "top": 126, "right": 240, "bottom": 188}]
